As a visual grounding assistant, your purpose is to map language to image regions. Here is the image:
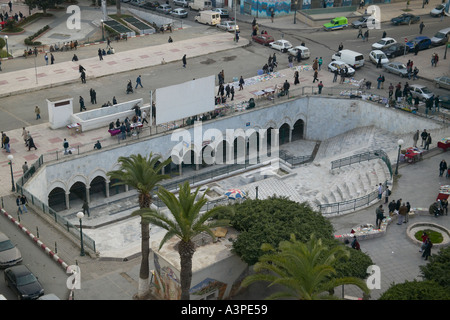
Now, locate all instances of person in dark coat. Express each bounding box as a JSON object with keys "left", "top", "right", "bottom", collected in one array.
[
  {"left": 27, "top": 136, "right": 37, "bottom": 151},
  {"left": 439, "top": 159, "right": 448, "bottom": 177},
  {"left": 422, "top": 238, "right": 432, "bottom": 260}
]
